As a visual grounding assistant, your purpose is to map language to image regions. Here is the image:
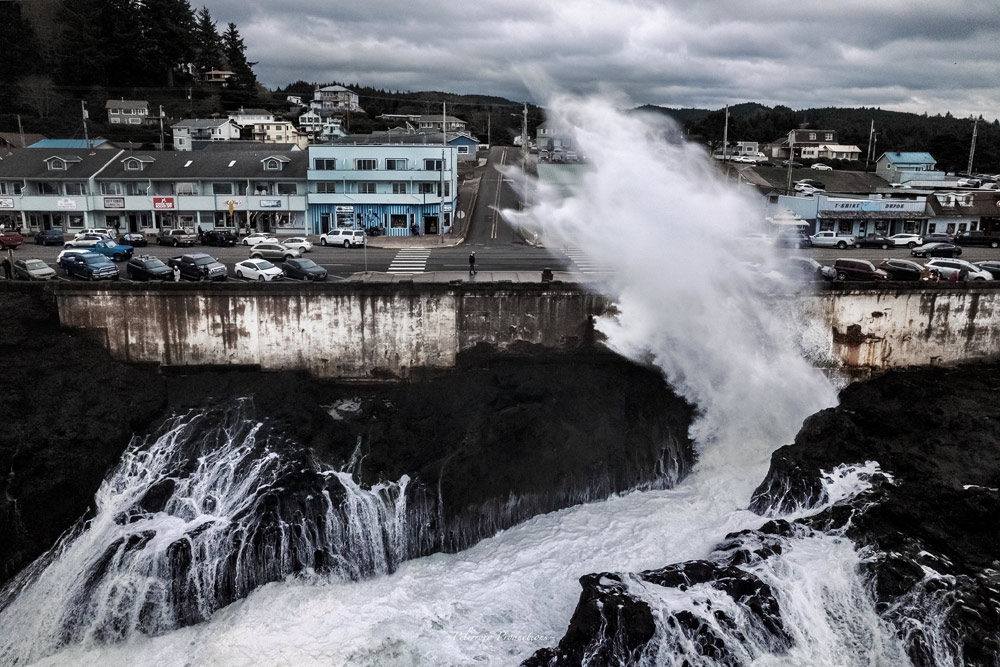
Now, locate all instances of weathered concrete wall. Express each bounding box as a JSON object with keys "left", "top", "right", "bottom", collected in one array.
[
  {"left": 795, "top": 284, "right": 1000, "bottom": 370},
  {"left": 53, "top": 282, "right": 610, "bottom": 379},
  {"left": 38, "top": 281, "right": 1000, "bottom": 379}
]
